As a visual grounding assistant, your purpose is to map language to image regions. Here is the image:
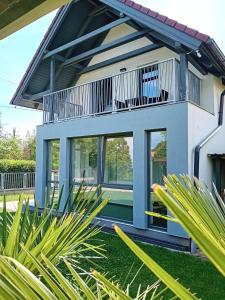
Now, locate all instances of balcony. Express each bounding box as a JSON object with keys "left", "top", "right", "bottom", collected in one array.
[{"left": 43, "top": 59, "right": 201, "bottom": 124}]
